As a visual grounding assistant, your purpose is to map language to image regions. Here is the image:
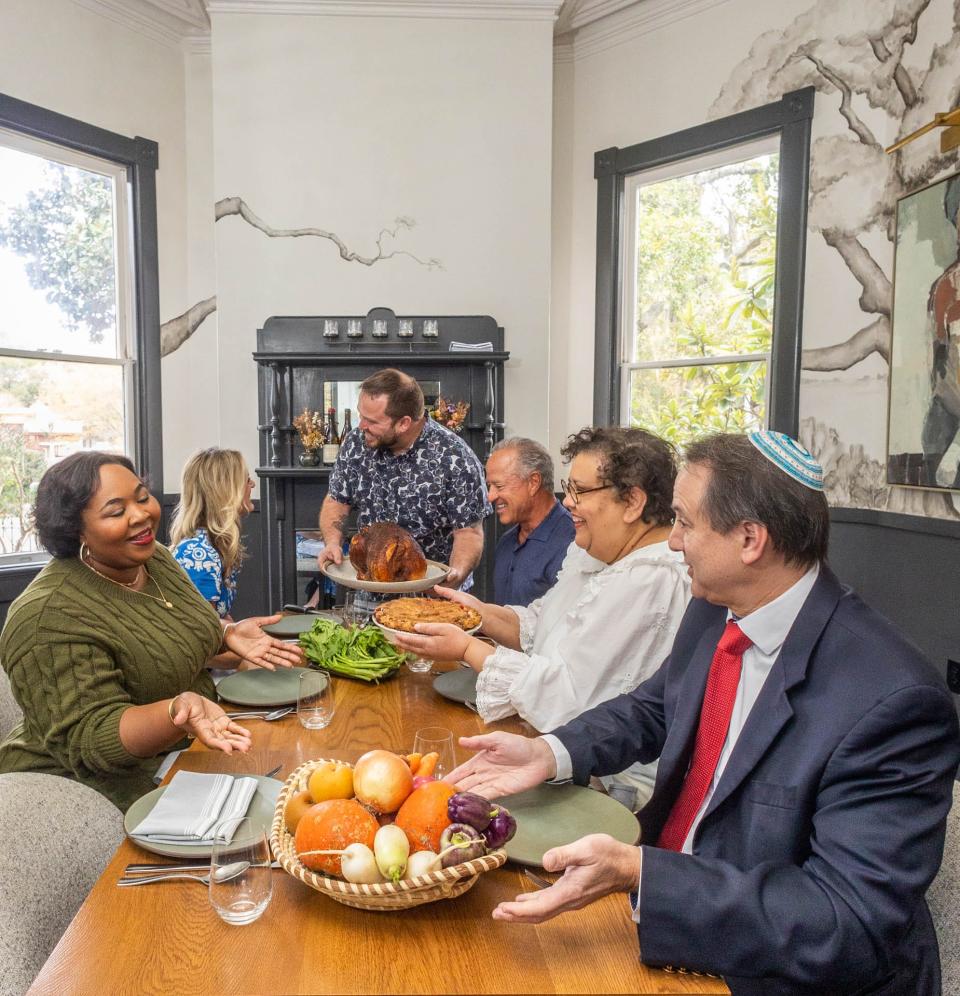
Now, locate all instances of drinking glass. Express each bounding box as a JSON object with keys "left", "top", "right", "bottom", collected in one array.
[
  {"left": 413, "top": 726, "right": 456, "bottom": 779},
  {"left": 422, "top": 319, "right": 439, "bottom": 338},
  {"left": 347, "top": 318, "right": 363, "bottom": 338},
  {"left": 209, "top": 817, "right": 272, "bottom": 926},
  {"left": 298, "top": 669, "right": 335, "bottom": 729},
  {"left": 398, "top": 319, "right": 414, "bottom": 338},
  {"left": 339, "top": 590, "right": 369, "bottom": 628},
  {"left": 372, "top": 319, "right": 388, "bottom": 338},
  {"left": 323, "top": 319, "right": 339, "bottom": 338}
]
